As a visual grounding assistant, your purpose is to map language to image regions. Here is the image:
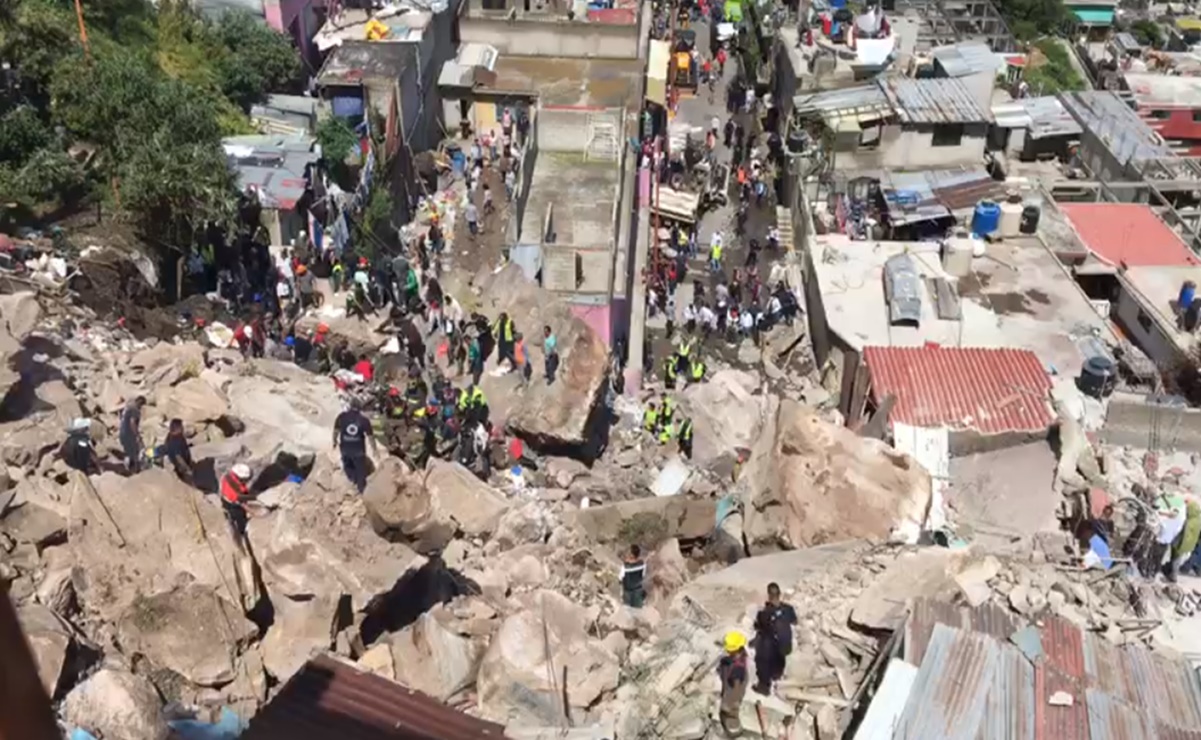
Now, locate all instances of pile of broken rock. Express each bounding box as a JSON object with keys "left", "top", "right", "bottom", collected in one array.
[{"left": 8, "top": 286, "right": 1187, "bottom": 740}]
